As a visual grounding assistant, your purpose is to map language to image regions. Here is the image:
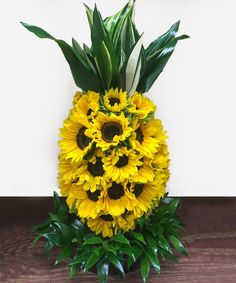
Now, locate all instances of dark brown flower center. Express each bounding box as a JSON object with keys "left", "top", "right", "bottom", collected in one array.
[
  {"left": 86, "top": 190, "right": 101, "bottom": 202},
  {"left": 101, "top": 122, "right": 123, "bottom": 143},
  {"left": 100, "top": 214, "right": 114, "bottom": 221},
  {"left": 108, "top": 182, "right": 124, "bottom": 200},
  {"left": 87, "top": 108, "right": 93, "bottom": 116},
  {"left": 87, "top": 157, "right": 104, "bottom": 177},
  {"left": 76, "top": 126, "right": 92, "bottom": 149},
  {"left": 109, "top": 98, "right": 120, "bottom": 106},
  {"left": 133, "top": 183, "right": 144, "bottom": 197},
  {"left": 137, "top": 157, "right": 144, "bottom": 170},
  {"left": 115, "top": 155, "right": 129, "bottom": 168},
  {"left": 135, "top": 127, "right": 144, "bottom": 144}
]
